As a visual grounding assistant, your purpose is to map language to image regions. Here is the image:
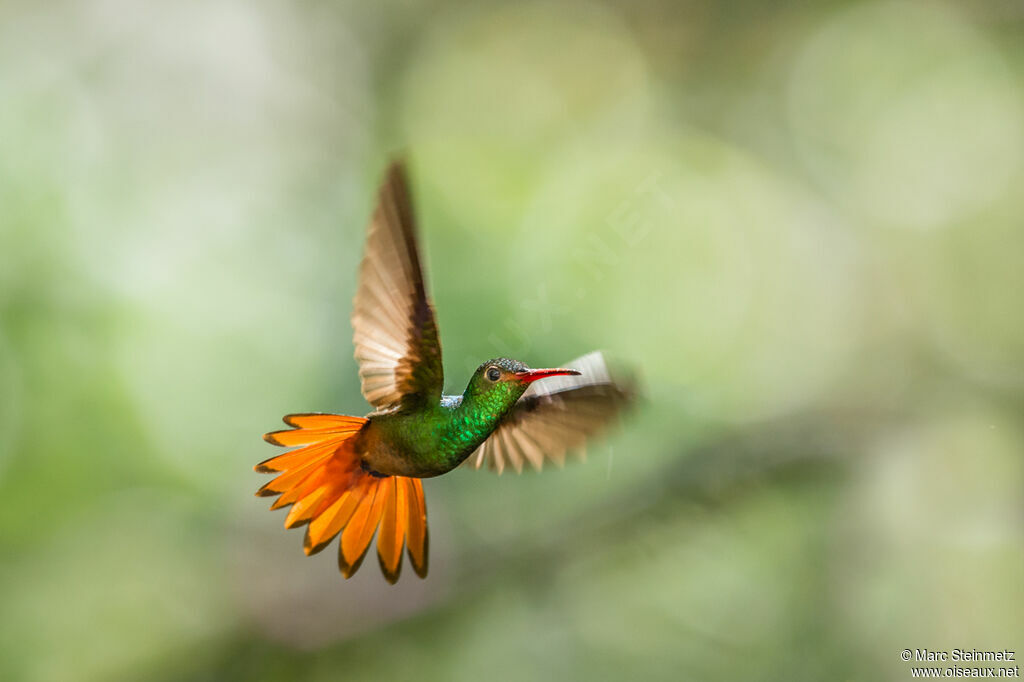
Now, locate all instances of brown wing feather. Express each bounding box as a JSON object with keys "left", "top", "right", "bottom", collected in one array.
[
  {"left": 469, "top": 352, "right": 635, "bottom": 474},
  {"left": 351, "top": 161, "right": 443, "bottom": 409}
]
